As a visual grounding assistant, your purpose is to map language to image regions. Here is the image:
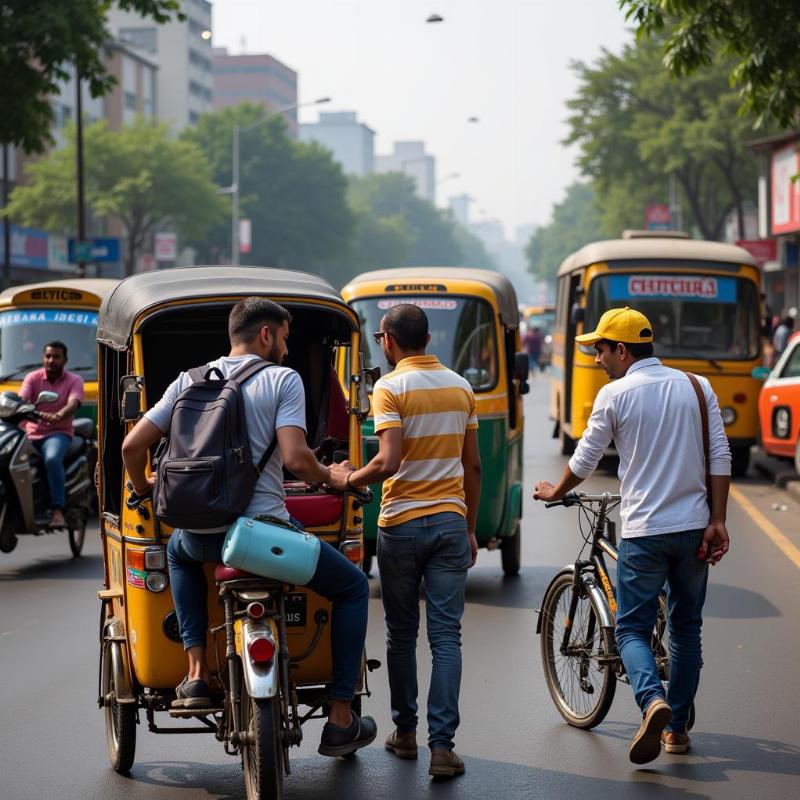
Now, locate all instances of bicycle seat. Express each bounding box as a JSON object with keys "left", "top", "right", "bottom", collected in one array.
[{"left": 214, "top": 564, "right": 261, "bottom": 581}]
